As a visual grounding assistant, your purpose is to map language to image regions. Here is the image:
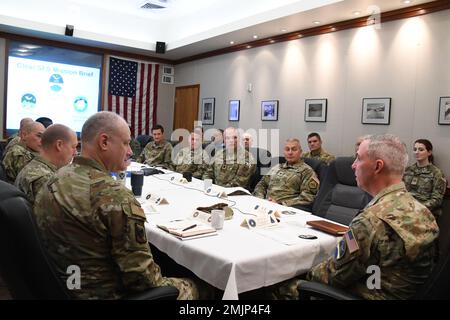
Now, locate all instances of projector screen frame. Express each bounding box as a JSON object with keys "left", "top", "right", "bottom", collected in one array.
[{"left": 3, "top": 39, "right": 104, "bottom": 138}]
